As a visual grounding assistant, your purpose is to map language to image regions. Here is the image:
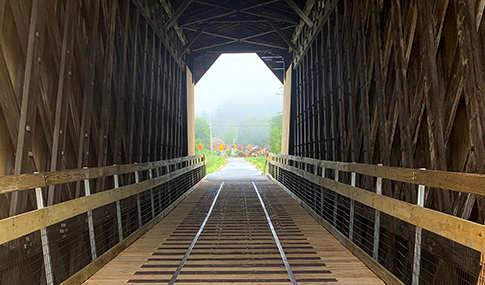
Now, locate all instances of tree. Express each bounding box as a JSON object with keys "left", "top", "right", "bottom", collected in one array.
[
  {"left": 269, "top": 113, "right": 282, "bottom": 154},
  {"left": 195, "top": 117, "right": 210, "bottom": 146},
  {"left": 270, "top": 124, "right": 281, "bottom": 154},
  {"left": 221, "top": 121, "right": 238, "bottom": 143},
  {"left": 238, "top": 117, "right": 270, "bottom": 146}
]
